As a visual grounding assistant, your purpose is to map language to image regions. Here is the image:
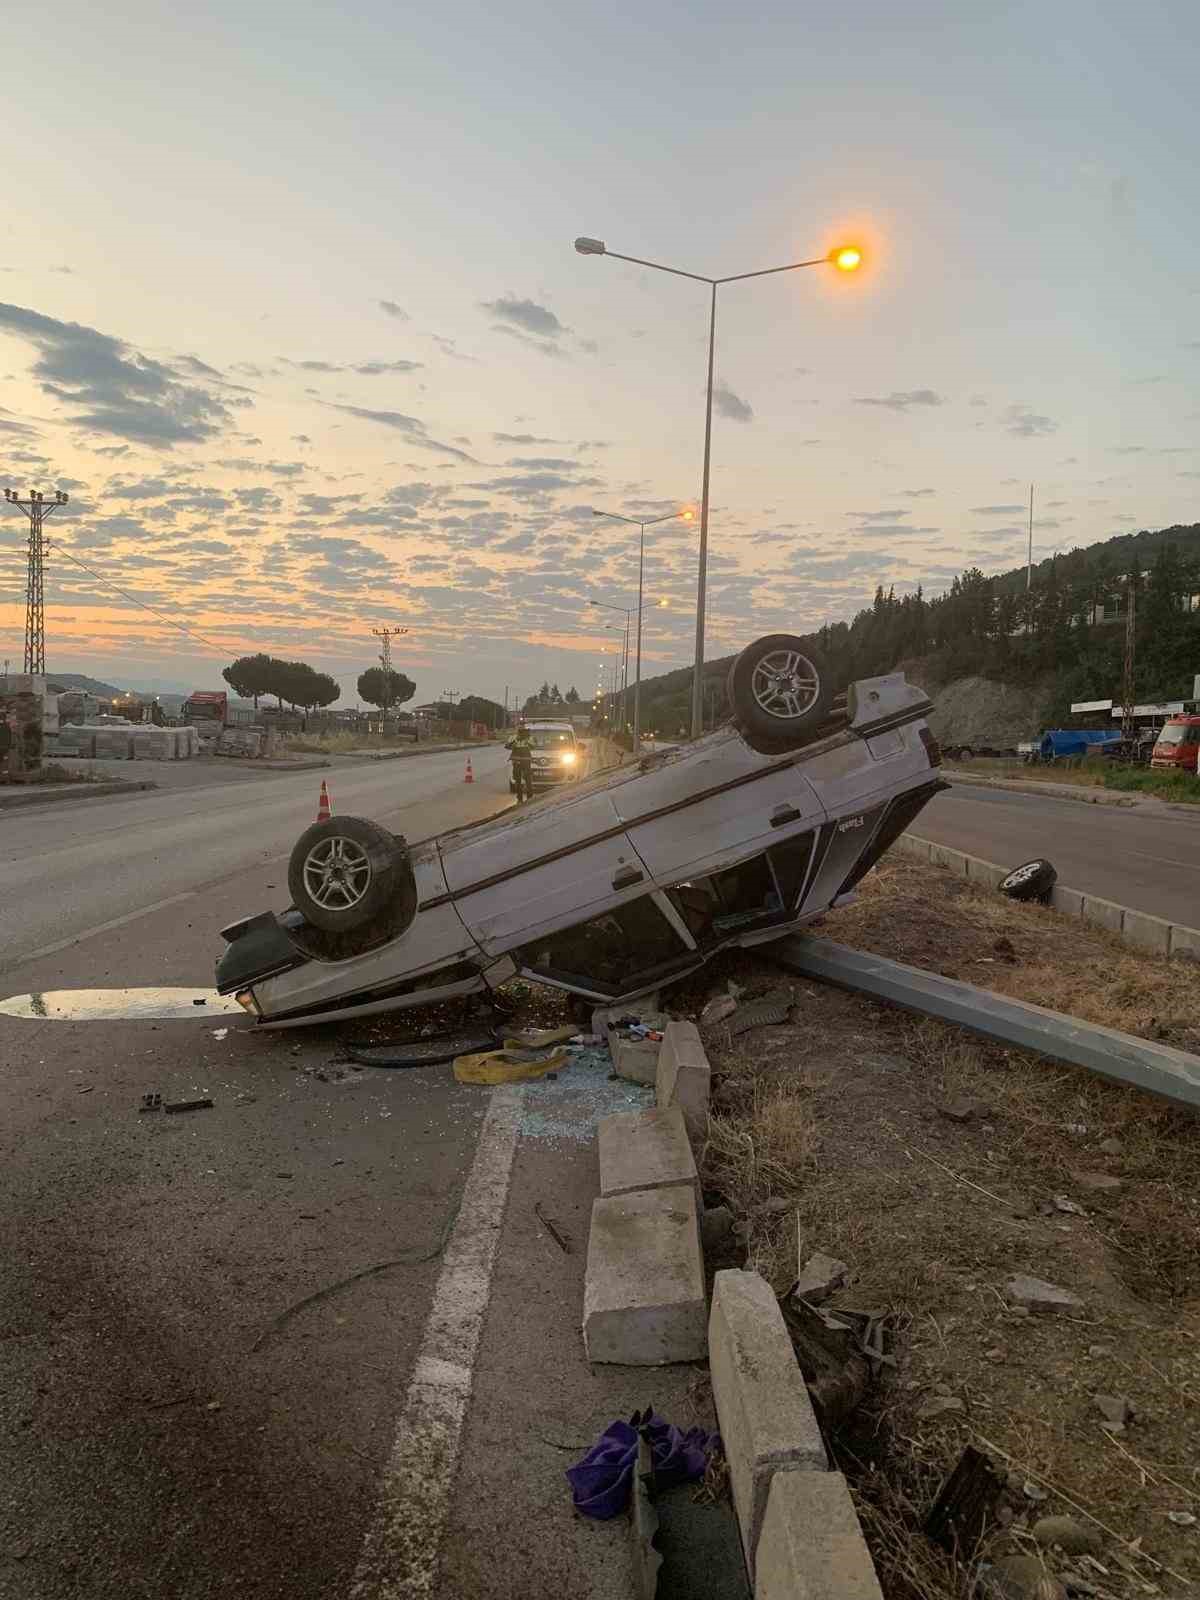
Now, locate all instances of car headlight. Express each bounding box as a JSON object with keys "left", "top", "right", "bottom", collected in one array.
[{"left": 561, "top": 750, "right": 577, "bottom": 766}]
